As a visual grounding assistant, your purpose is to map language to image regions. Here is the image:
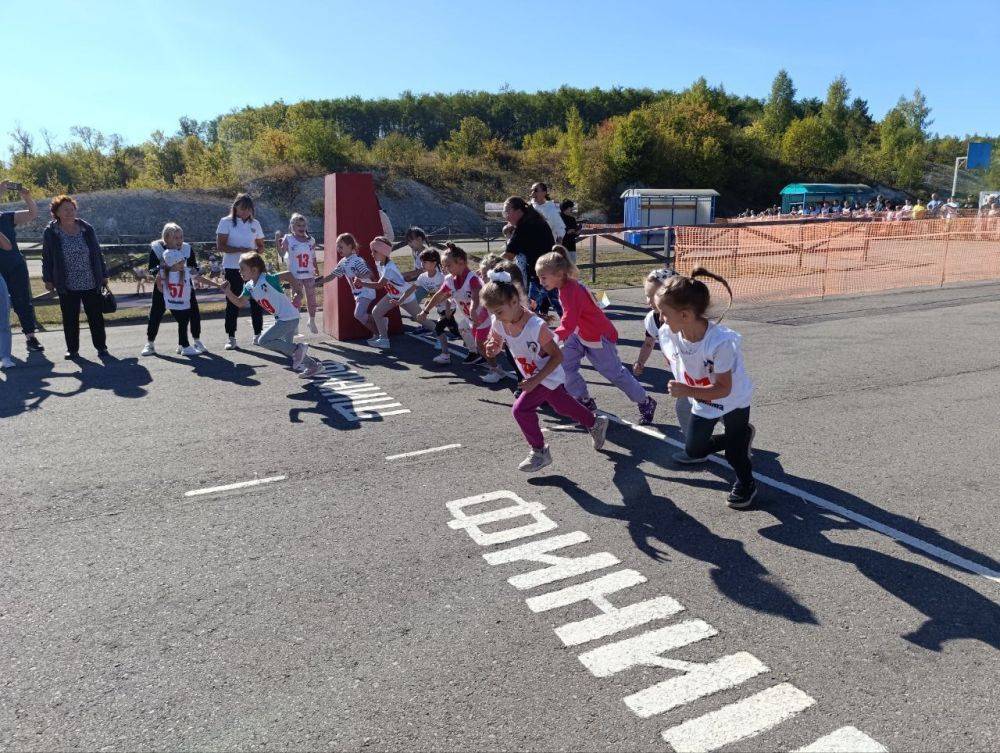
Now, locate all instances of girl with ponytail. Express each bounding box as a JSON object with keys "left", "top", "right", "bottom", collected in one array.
[{"left": 654, "top": 267, "right": 757, "bottom": 508}]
